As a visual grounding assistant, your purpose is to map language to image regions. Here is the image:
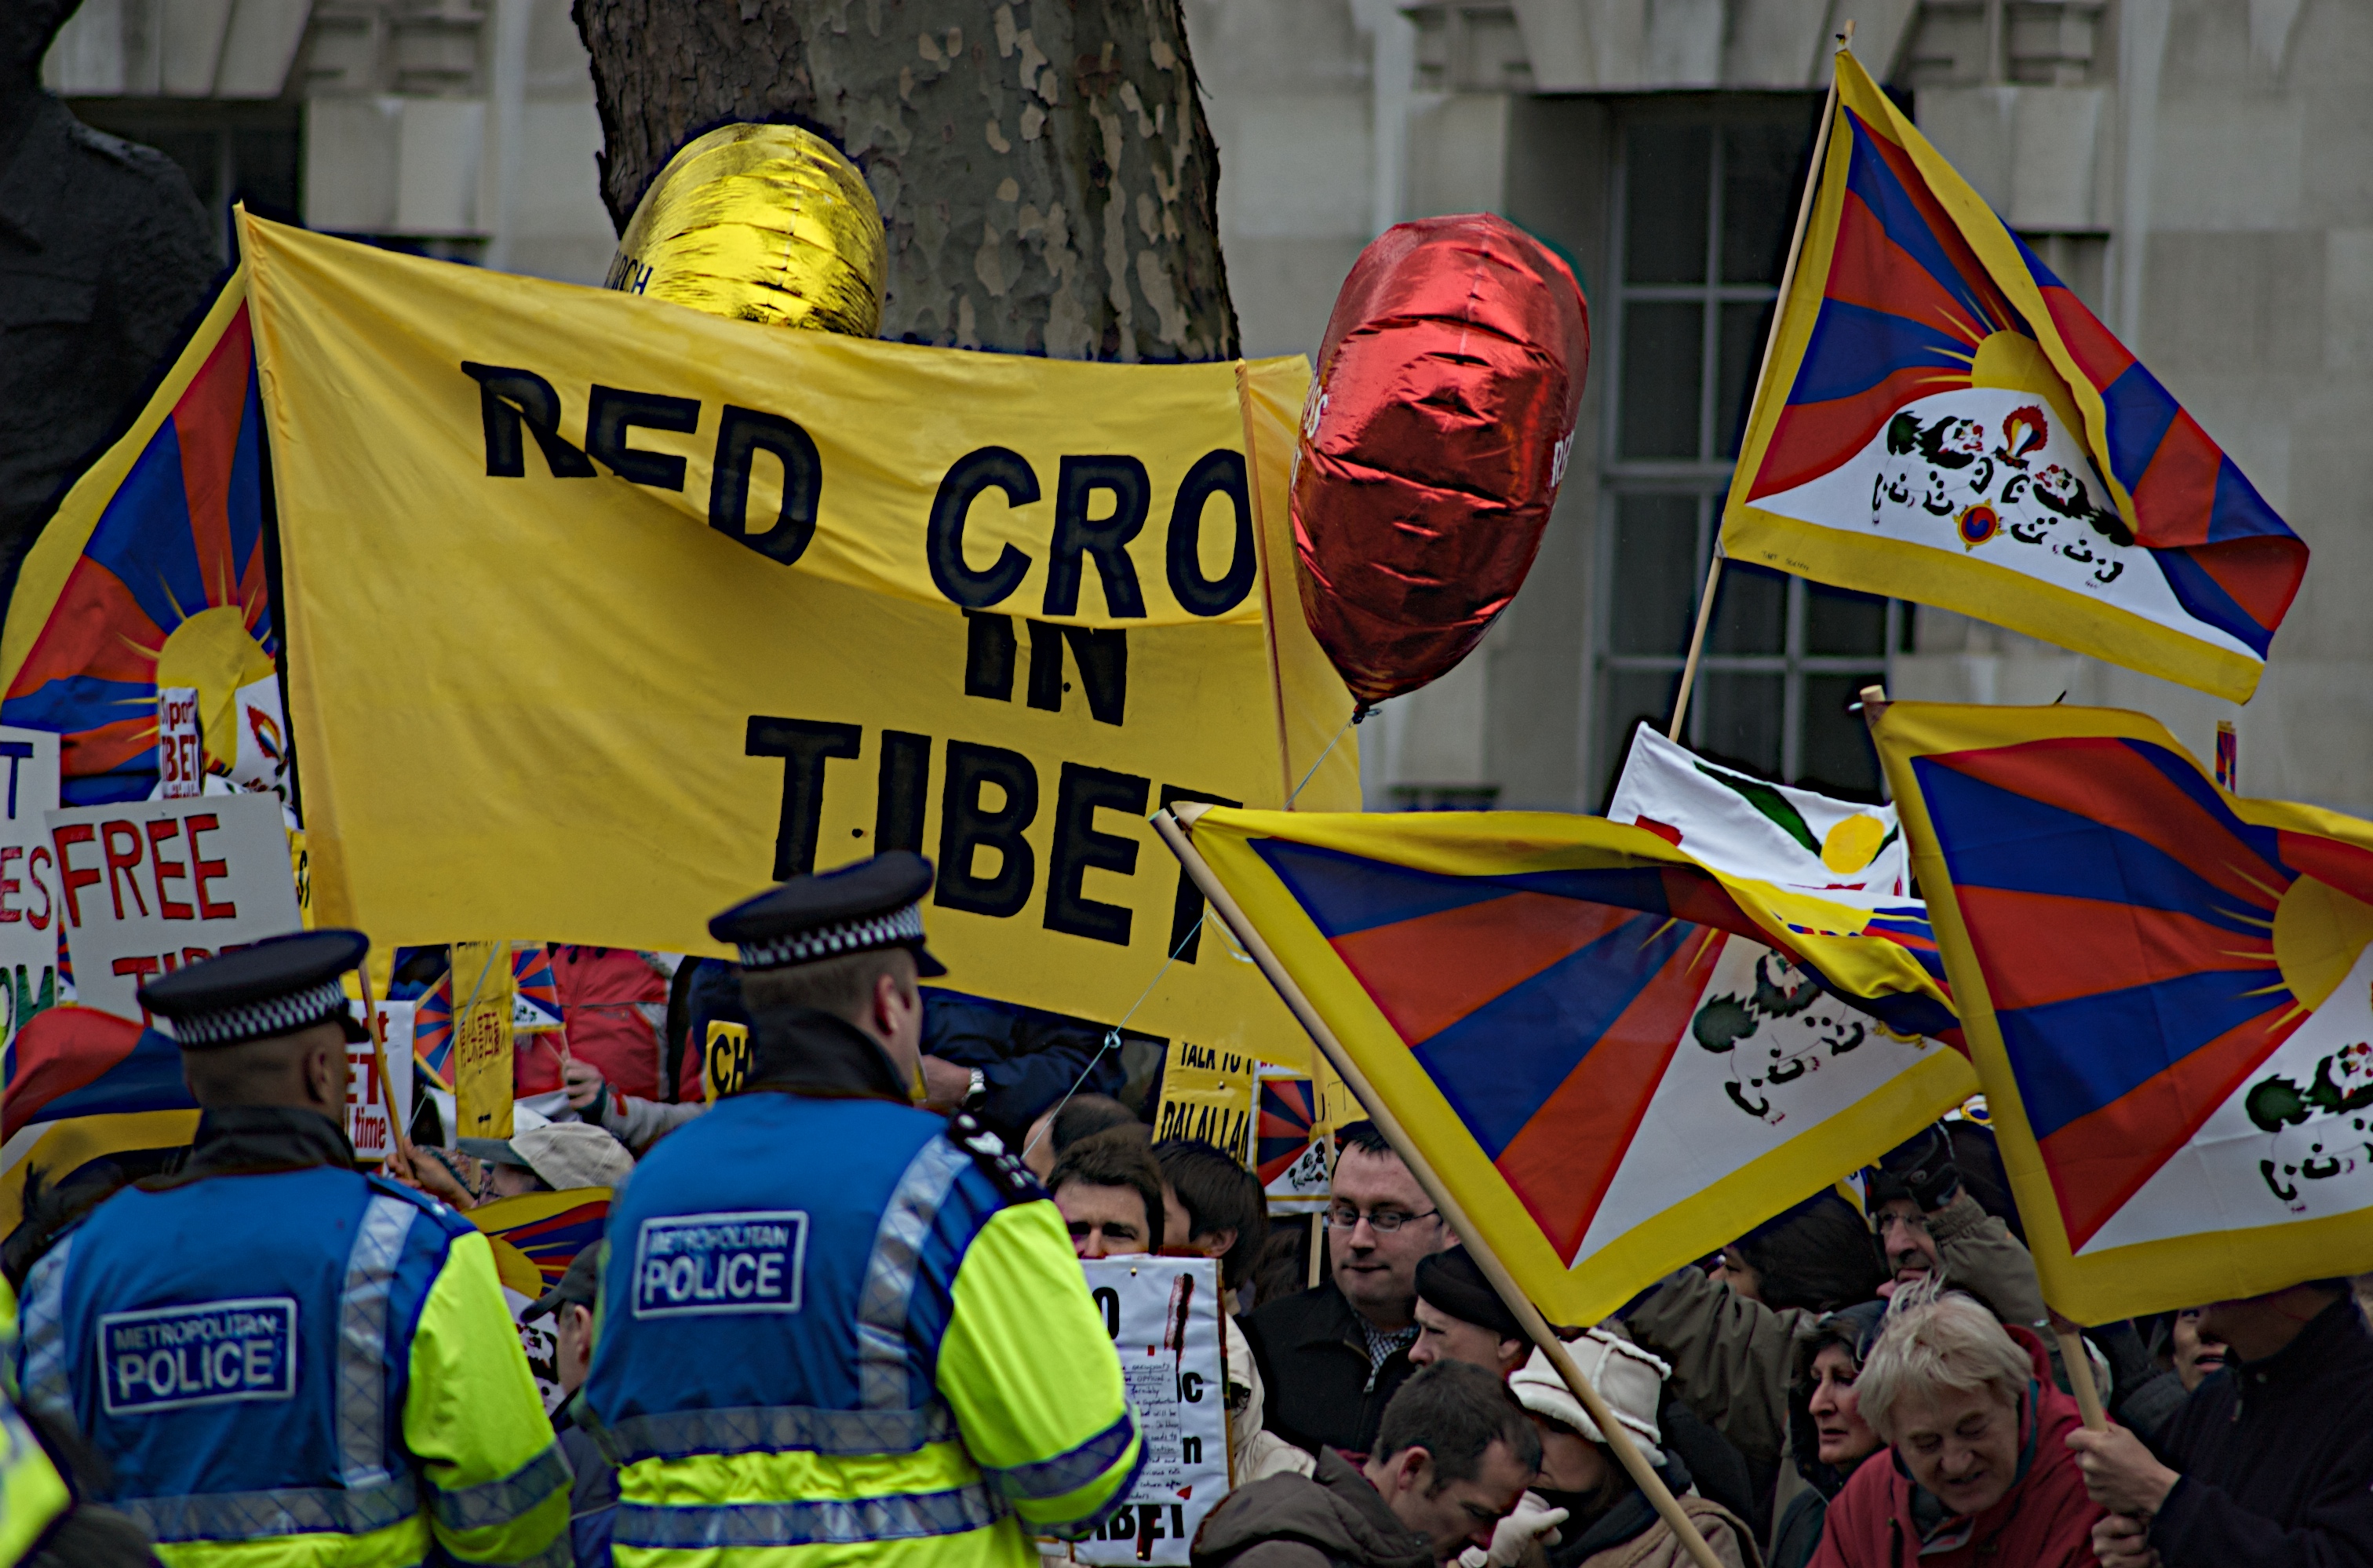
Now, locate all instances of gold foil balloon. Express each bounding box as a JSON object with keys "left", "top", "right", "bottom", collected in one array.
[{"left": 606, "top": 123, "right": 886, "bottom": 337}]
